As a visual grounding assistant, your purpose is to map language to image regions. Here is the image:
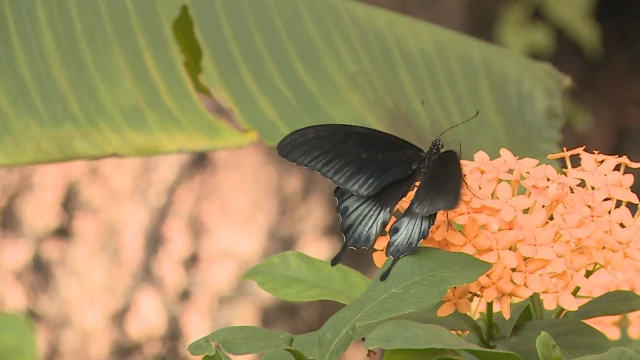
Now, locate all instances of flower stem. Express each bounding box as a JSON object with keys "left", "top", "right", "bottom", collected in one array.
[
  {"left": 485, "top": 301, "right": 495, "bottom": 345},
  {"left": 553, "top": 265, "right": 600, "bottom": 318},
  {"left": 530, "top": 293, "right": 544, "bottom": 320}
]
